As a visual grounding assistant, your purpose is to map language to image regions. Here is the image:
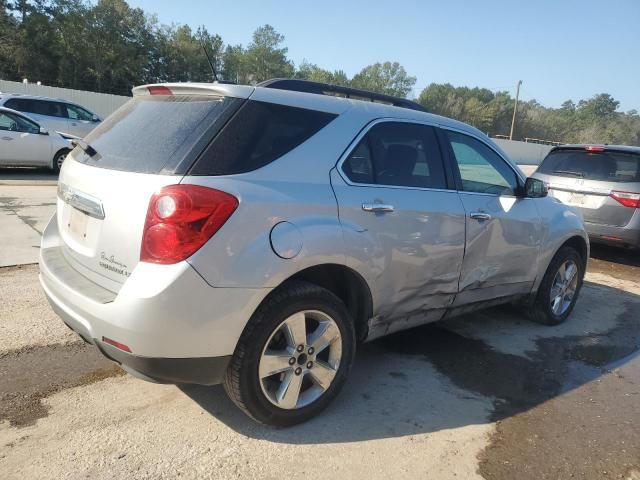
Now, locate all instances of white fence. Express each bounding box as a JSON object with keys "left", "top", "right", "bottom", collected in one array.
[
  {"left": 0, "top": 79, "right": 129, "bottom": 118},
  {"left": 493, "top": 138, "right": 554, "bottom": 166}
]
